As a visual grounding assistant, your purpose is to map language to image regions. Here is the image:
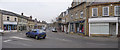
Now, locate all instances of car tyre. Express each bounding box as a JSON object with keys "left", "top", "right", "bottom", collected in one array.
[
  {"left": 35, "top": 36, "right": 39, "bottom": 40},
  {"left": 43, "top": 37, "right": 46, "bottom": 39},
  {"left": 26, "top": 34, "right": 29, "bottom": 37}
]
